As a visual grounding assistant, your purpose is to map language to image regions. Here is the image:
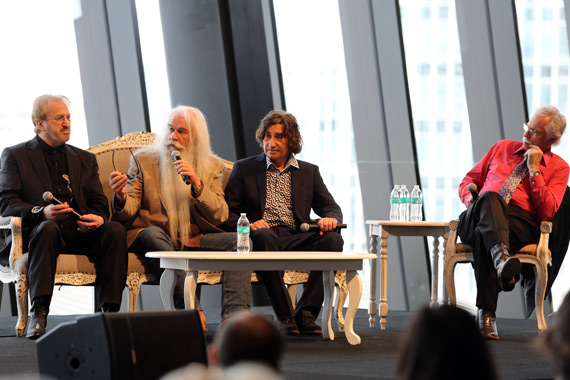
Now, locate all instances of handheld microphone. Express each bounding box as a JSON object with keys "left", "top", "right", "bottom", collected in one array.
[
  {"left": 170, "top": 150, "right": 192, "bottom": 185},
  {"left": 300, "top": 222, "right": 347, "bottom": 232},
  {"left": 42, "top": 191, "right": 82, "bottom": 219},
  {"left": 467, "top": 183, "right": 479, "bottom": 202}
]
